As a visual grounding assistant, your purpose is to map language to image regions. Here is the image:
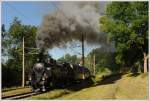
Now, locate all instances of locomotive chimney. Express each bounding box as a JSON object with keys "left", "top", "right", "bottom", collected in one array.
[{"left": 38, "top": 48, "right": 45, "bottom": 62}]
